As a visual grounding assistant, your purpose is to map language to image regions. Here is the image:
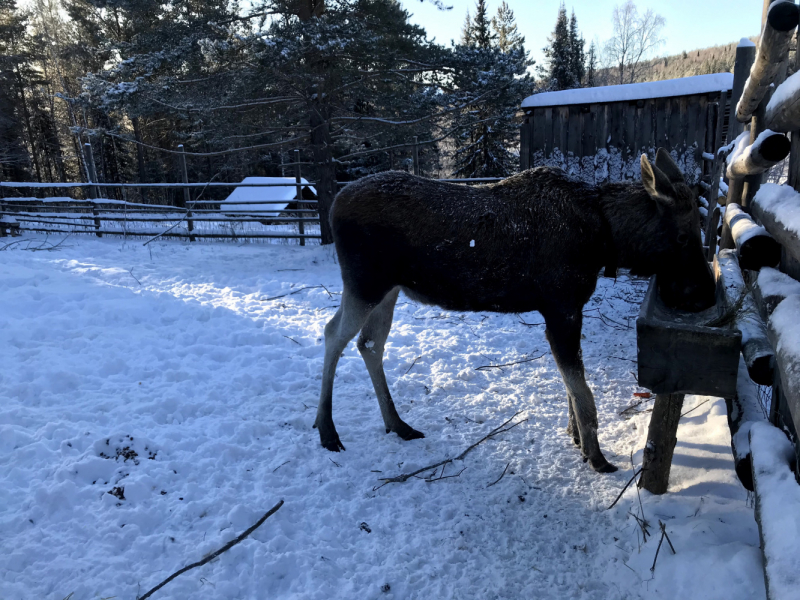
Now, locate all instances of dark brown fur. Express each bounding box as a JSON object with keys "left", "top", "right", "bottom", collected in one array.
[{"left": 315, "top": 150, "right": 715, "bottom": 472}]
